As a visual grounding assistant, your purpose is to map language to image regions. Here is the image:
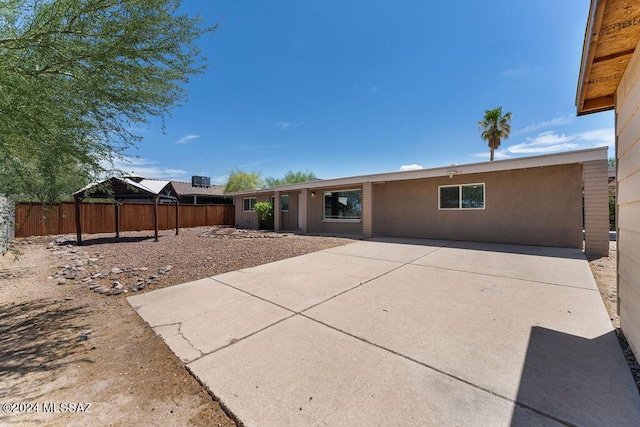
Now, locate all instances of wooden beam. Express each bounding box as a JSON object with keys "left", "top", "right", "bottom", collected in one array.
[
  {"left": 175, "top": 199, "right": 179, "bottom": 236},
  {"left": 74, "top": 195, "right": 83, "bottom": 245},
  {"left": 579, "top": 94, "right": 616, "bottom": 115},
  {"left": 593, "top": 48, "right": 635, "bottom": 63},
  {"left": 153, "top": 196, "right": 159, "bottom": 242},
  {"left": 114, "top": 202, "right": 120, "bottom": 239}
]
